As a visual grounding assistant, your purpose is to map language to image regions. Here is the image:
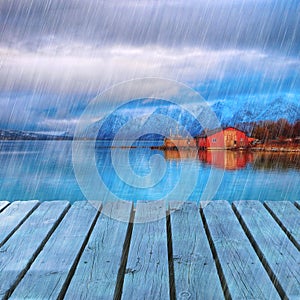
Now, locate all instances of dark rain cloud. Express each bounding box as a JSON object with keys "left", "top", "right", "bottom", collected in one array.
[
  {"left": 1, "top": 0, "right": 299, "bottom": 56},
  {"left": 0, "top": 0, "right": 299, "bottom": 131}
]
